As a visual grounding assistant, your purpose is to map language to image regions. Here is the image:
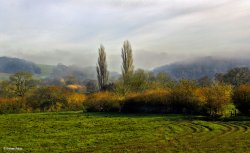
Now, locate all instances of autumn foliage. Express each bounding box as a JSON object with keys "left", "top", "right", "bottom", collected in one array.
[
  {"left": 83, "top": 83, "right": 235, "bottom": 116},
  {"left": 122, "top": 89, "right": 171, "bottom": 113},
  {"left": 0, "top": 98, "right": 22, "bottom": 114},
  {"left": 85, "top": 92, "right": 124, "bottom": 112},
  {"left": 66, "top": 93, "right": 86, "bottom": 111}
]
